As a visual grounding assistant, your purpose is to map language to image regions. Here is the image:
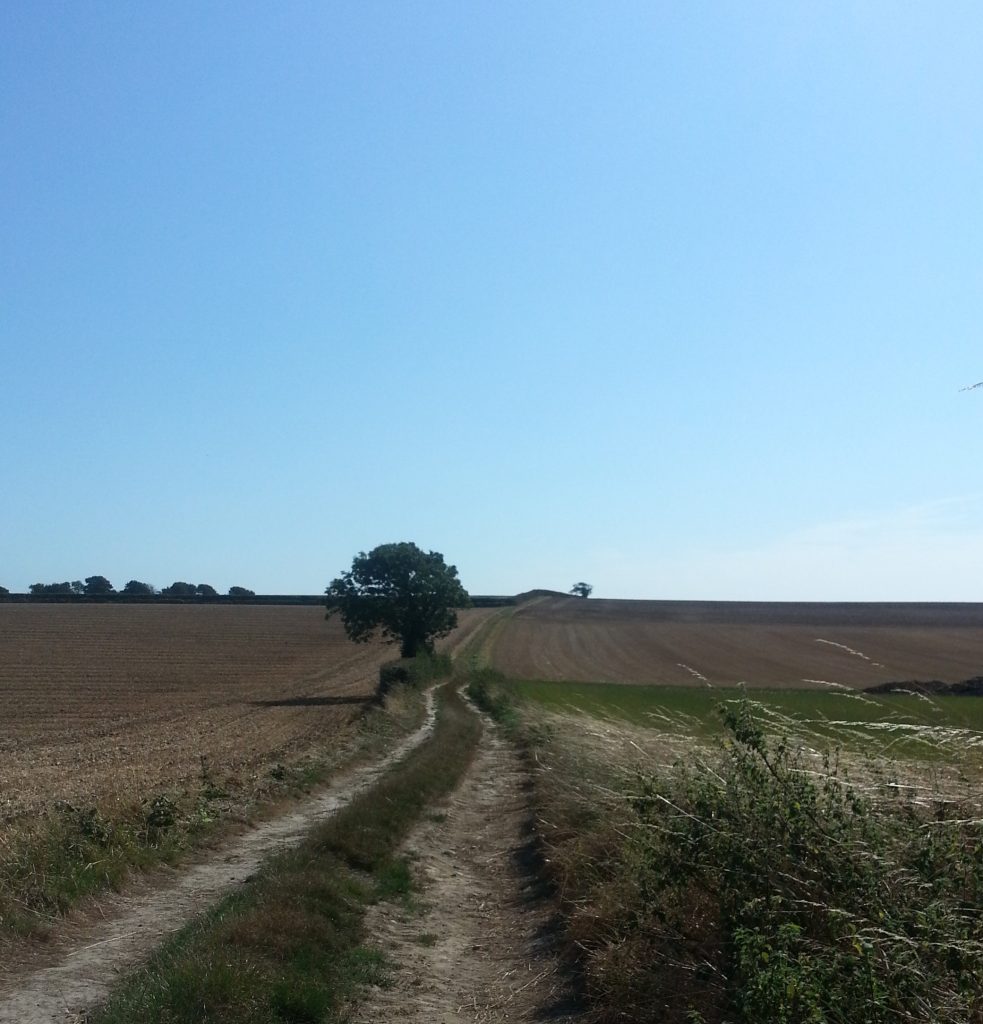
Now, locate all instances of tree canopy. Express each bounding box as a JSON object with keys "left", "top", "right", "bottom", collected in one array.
[
  {"left": 30, "top": 581, "right": 81, "bottom": 596},
  {"left": 121, "top": 580, "right": 155, "bottom": 596},
  {"left": 83, "top": 575, "right": 115, "bottom": 595},
  {"left": 160, "top": 581, "right": 198, "bottom": 597},
  {"left": 570, "top": 582, "right": 593, "bottom": 598},
  {"left": 326, "top": 542, "right": 470, "bottom": 658}
]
